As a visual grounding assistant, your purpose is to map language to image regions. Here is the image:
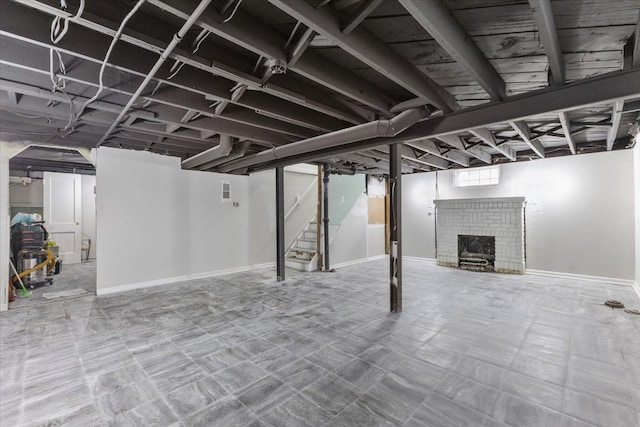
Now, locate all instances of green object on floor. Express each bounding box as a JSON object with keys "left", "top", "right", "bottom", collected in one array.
[{"left": 9, "top": 259, "right": 31, "bottom": 298}]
